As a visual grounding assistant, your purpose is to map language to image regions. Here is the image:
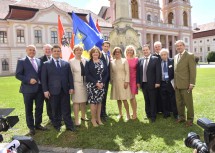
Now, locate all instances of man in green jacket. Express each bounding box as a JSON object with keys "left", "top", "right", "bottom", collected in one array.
[{"left": 174, "top": 40, "right": 196, "bottom": 127}]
